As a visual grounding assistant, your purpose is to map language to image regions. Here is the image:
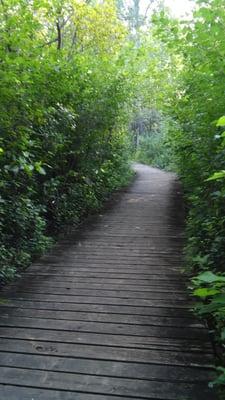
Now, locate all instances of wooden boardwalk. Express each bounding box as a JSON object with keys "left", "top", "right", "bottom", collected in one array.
[{"left": 0, "top": 164, "right": 217, "bottom": 399}]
